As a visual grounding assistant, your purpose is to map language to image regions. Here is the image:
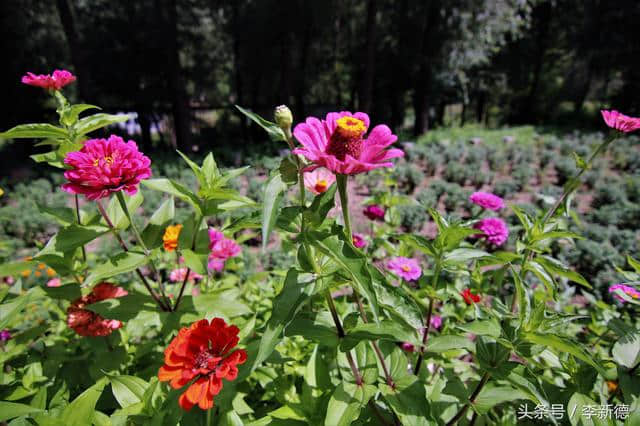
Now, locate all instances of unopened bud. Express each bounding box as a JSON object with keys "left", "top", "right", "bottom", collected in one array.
[{"left": 274, "top": 105, "right": 293, "bottom": 130}]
